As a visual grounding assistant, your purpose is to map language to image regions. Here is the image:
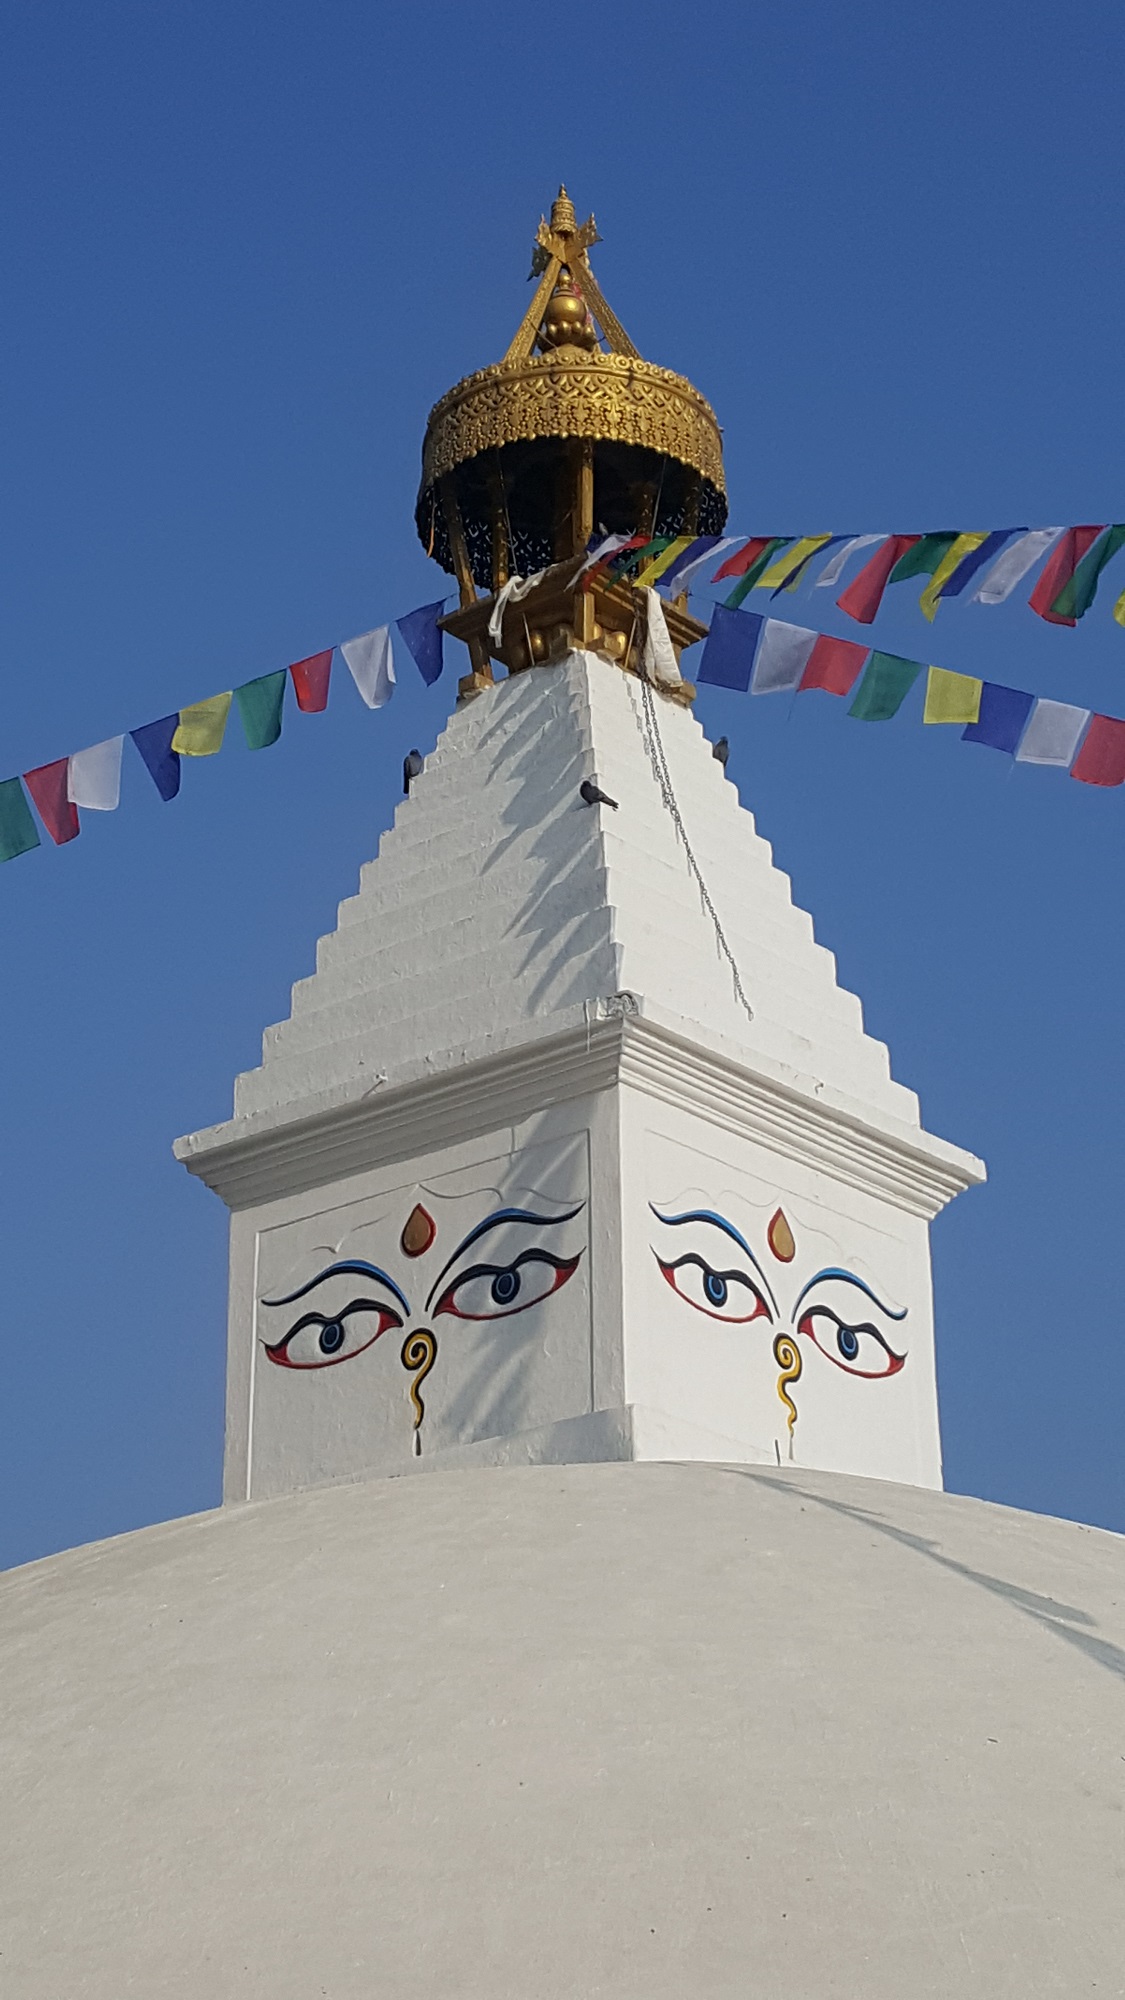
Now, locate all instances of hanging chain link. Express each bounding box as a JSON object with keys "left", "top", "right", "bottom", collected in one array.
[{"left": 637, "top": 676, "right": 755, "bottom": 1024}]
